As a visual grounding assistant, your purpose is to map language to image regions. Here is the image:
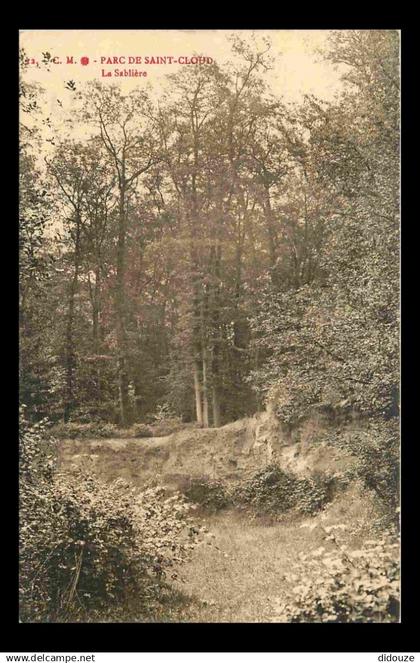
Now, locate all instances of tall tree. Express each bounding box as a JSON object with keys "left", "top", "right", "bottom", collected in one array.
[{"left": 84, "top": 84, "right": 160, "bottom": 426}]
